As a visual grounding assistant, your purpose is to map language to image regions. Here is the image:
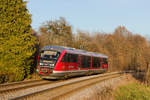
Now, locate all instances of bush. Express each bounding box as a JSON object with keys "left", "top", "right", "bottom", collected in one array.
[
  {"left": 0, "top": 0, "right": 36, "bottom": 83},
  {"left": 114, "top": 83, "right": 150, "bottom": 100},
  {"left": 0, "top": 67, "right": 25, "bottom": 83}
]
